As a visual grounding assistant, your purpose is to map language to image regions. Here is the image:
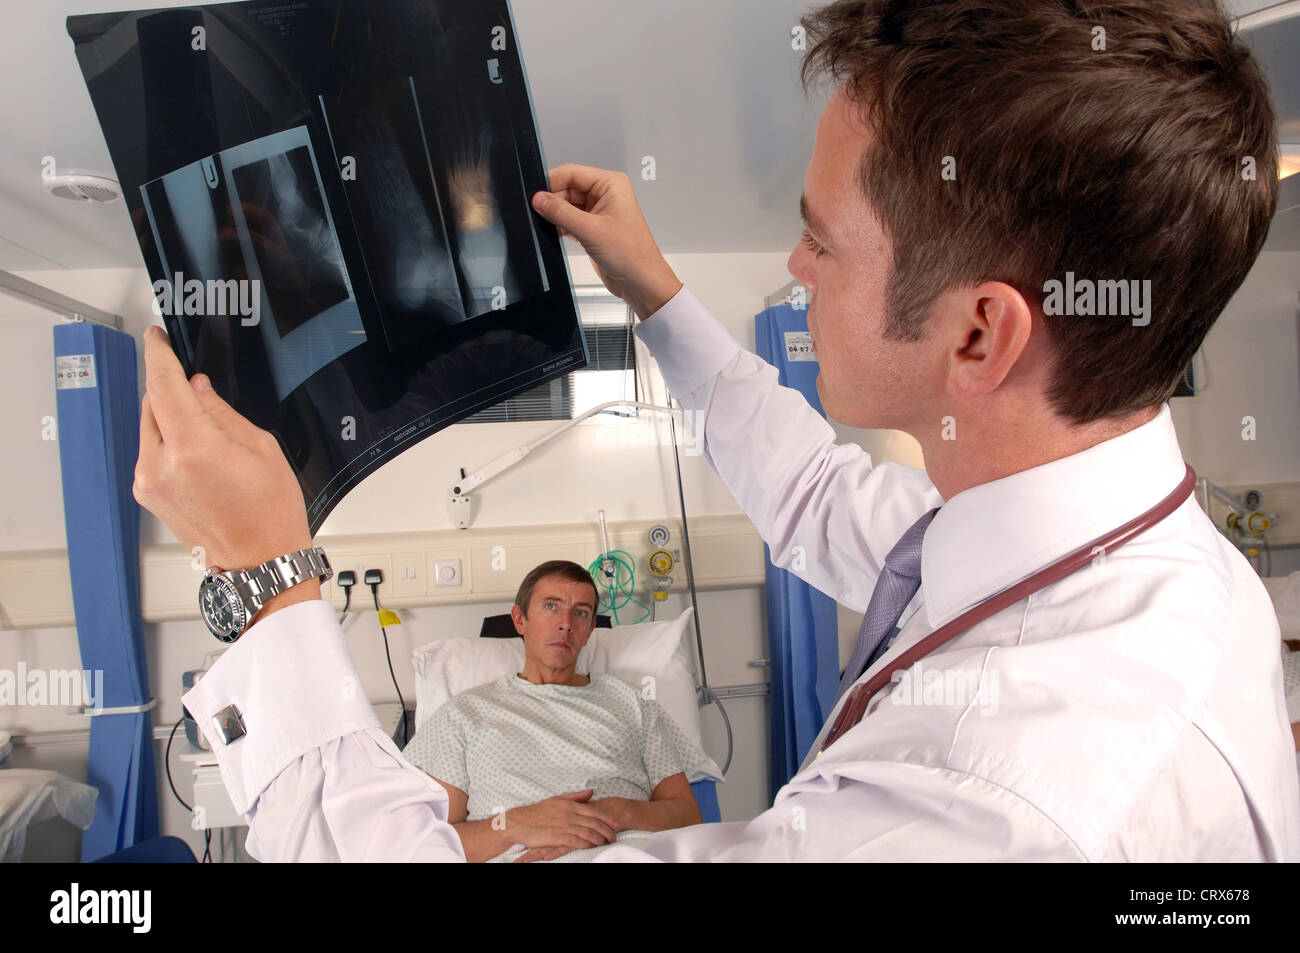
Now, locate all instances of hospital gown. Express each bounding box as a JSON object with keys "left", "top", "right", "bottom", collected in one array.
[{"left": 402, "top": 673, "right": 705, "bottom": 861}]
